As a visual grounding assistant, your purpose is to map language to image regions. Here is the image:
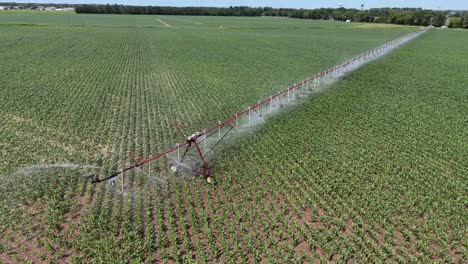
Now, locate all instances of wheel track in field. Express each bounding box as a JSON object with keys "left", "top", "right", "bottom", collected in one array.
[
  {"left": 155, "top": 17, "right": 172, "bottom": 28},
  {"left": 159, "top": 15, "right": 204, "bottom": 26}
]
